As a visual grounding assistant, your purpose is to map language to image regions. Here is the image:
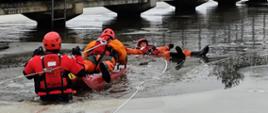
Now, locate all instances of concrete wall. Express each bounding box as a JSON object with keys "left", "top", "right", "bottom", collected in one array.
[
  {"left": 105, "top": 0, "right": 156, "bottom": 17},
  {"left": 82, "top": 0, "right": 148, "bottom": 7},
  {"left": 22, "top": 3, "right": 83, "bottom": 28},
  {"left": 0, "top": 0, "right": 208, "bottom": 28},
  {"left": 0, "top": 0, "right": 149, "bottom": 15},
  {"left": 0, "top": 1, "right": 73, "bottom": 15},
  {"left": 166, "top": 0, "right": 208, "bottom": 12}
]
